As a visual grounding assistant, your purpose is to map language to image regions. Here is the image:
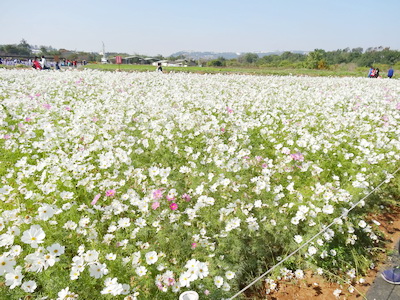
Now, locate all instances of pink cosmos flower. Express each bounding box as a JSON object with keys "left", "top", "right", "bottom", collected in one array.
[
  {"left": 92, "top": 117, "right": 99, "bottom": 122},
  {"left": 221, "top": 128, "right": 225, "bottom": 132},
  {"left": 166, "top": 195, "right": 175, "bottom": 202},
  {"left": 151, "top": 202, "right": 160, "bottom": 210},
  {"left": 3, "top": 134, "right": 11, "bottom": 139},
  {"left": 42, "top": 103, "right": 51, "bottom": 110},
  {"left": 255, "top": 156, "right": 263, "bottom": 161},
  {"left": 105, "top": 189, "right": 116, "bottom": 197},
  {"left": 152, "top": 189, "right": 163, "bottom": 200},
  {"left": 262, "top": 163, "right": 268, "bottom": 168},
  {"left": 65, "top": 107, "right": 71, "bottom": 111},
  {"left": 191, "top": 243, "right": 197, "bottom": 249},
  {"left": 25, "top": 117, "right": 32, "bottom": 122},
  {"left": 226, "top": 106, "right": 234, "bottom": 113},
  {"left": 169, "top": 203, "right": 178, "bottom": 211},
  {"left": 182, "top": 193, "right": 191, "bottom": 202},
  {"left": 396, "top": 103, "right": 400, "bottom": 110},
  {"left": 167, "top": 278, "right": 175, "bottom": 286},
  {"left": 204, "top": 290, "right": 210, "bottom": 295},
  {"left": 91, "top": 194, "right": 101, "bottom": 205},
  {"left": 290, "top": 152, "right": 304, "bottom": 161},
  {"left": 35, "top": 93, "right": 41, "bottom": 97}
]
